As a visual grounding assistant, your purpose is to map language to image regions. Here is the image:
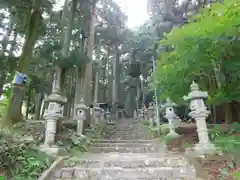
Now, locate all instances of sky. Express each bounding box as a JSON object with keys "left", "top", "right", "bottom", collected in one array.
[
  {"left": 113, "top": 0, "right": 149, "bottom": 28},
  {"left": 55, "top": 0, "right": 149, "bottom": 28}
]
